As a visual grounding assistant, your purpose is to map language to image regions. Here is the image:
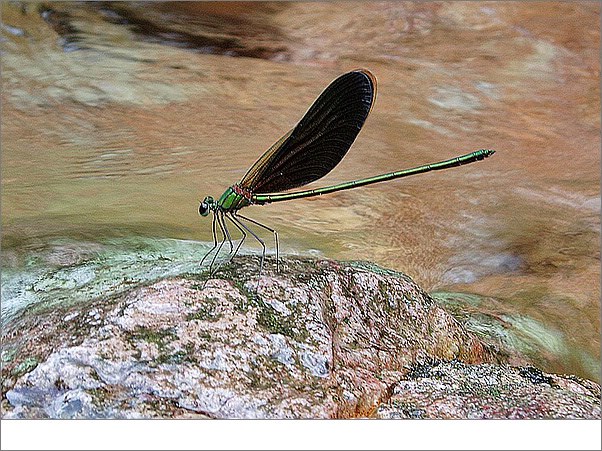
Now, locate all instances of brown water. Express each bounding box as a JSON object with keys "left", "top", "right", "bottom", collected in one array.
[{"left": 1, "top": 2, "right": 600, "bottom": 381}]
